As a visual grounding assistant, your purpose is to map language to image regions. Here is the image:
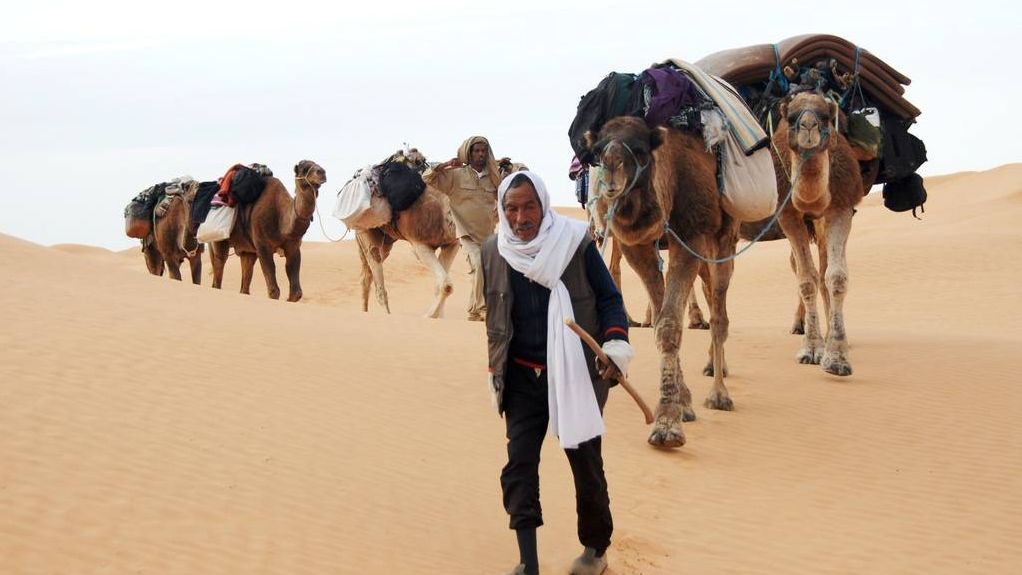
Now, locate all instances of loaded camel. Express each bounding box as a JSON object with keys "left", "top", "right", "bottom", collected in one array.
[
  {"left": 587, "top": 117, "right": 739, "bottom": 448},
  {"left": 355, "top": 149, "right": 461, "bottom": 319},
  {"left": 210, "top": 160, "right": 326, "bottom": 302},
  {"left": 770, "top": 91, "right": 865, "bottom": 376},
  {"left": 138, "top": 181, "right": 203, "bottom": 283},
  {"left": 148, "top": 180, "right": 204, "bottom": 284}
]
